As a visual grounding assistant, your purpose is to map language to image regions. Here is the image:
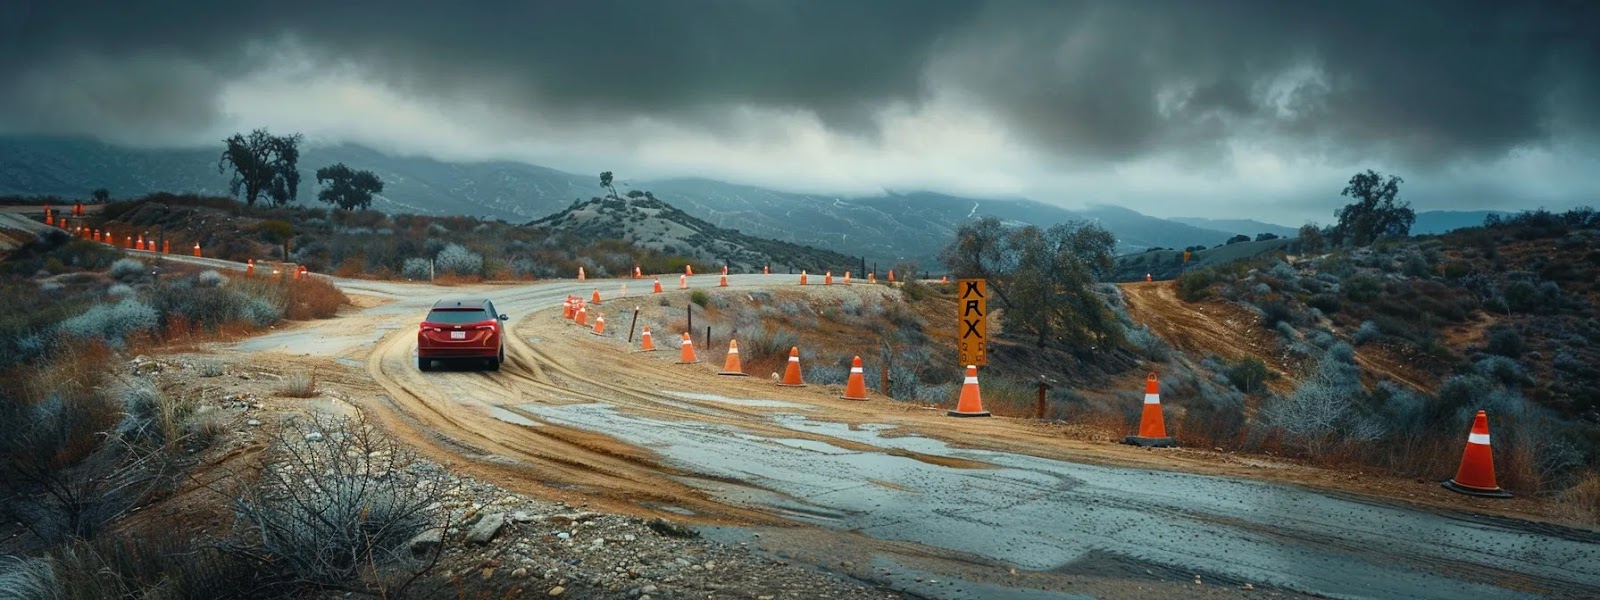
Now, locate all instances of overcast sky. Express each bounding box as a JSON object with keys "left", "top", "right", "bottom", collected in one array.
[{"left": 2, "top": 0, "right": 1597, "bottom": 225}]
